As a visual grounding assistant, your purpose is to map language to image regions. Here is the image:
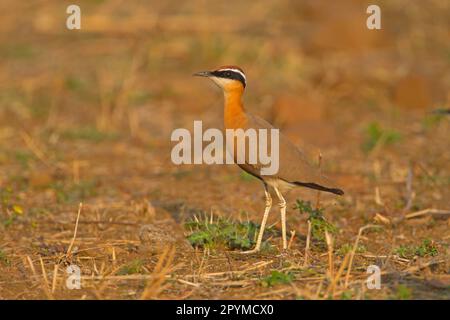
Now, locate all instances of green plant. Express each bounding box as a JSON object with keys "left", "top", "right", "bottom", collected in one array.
[
  {"left": 337, "top": 243, "right": 366, "bottom": 256},
  {"left": 362, "top": 122, "right": 402, "bottom": 153},
  {"left": 62, "top": 126, "right": 119, "bottom": 142},
  {"left": 395, "top": 284, "right": 412, "bottom": 300},
  {"left": 261, "top": 271, "right": 294, "bottom": 287},
  {"left": 422, "top": 114, "right": 444, "bottom": 129},
  {"left": 415, "top": 239, "right": 438, "bottom": 257},
  {"left": 0, "top": 249, "right": 10, "bottom": 266},
  {"left": 128, "top": 90, "right": 152, "bottom": 106},
  {"left": 185, "top": 215, "right": 275, "bottom": 250},
  {"left": 395, "top": 239, "right": 438, "bottom": 259},
  {"left": 340, "top": 290, "right": 353, "bottom": 300},
  {"left": 0, "top": 43, "right": 36, "bottom": 59},
  {"left": 65, "top": 76, "right": 87, "bottom": 92},
  {"left": 14, "top": 151, "right": 34, "bottom": 169},
  {"left": 186, "top": 229, "right": 214, "bottom": 247},
  {"left": 294, "top": 199, "right": 337, "bottom": 242},
  {"left": 394, "top": 245, "right": 413, "bottom": 259},
  {"left": 51, "top": 180, "right": 98, "bottom": 204},
  {"left": 117, "top": 259, "right": 144, "bottom": 275},
  {"left": 0, "top": 187, "right": 24, "bottom": 227}
]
